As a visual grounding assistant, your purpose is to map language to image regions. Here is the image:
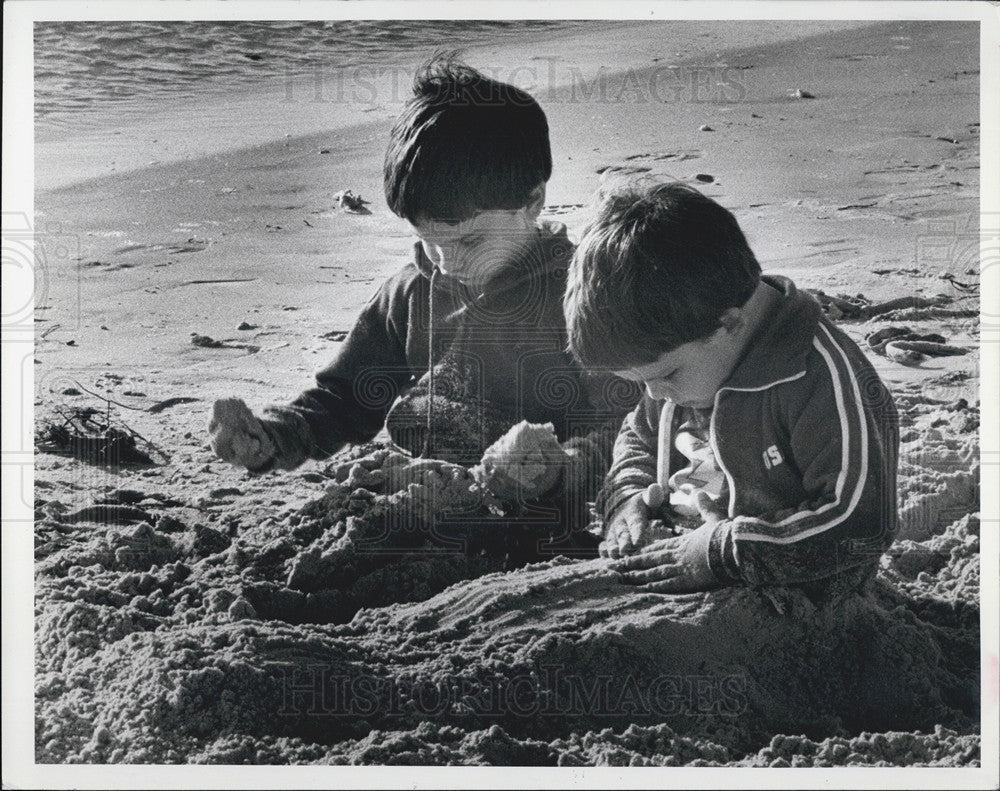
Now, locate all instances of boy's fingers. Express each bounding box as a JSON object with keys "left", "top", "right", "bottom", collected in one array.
[
  {"left": 638, "top": 579, "right": 686, "bottom": 594},
  {"left": 207, "top": 398, "right": 279, "bottom": 470},
  {"left": 211, "top": 428, "right": 273, "bottom": 469},
  {"left": 627, "top": 518, "right": 650, "bottom": 547},
  {"left": 621, "top": 565, "right": 678, "bottom": 585},
  {"left": 619, "top": 522, "right": 651, "bottom": 555},
  {"left": 613, "top": 547, "right": 673, "bottom": 571},
  {"left": 604, "top": 505, "right": 650, "bottom": 559},
  {"left": 599, "top": 539, "right": 617, "bottom": 559}
]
